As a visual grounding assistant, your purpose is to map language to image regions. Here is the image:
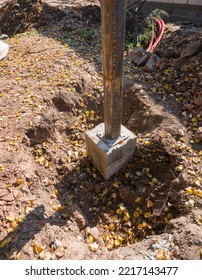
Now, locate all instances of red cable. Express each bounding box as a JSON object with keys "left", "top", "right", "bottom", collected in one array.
[
  {"left": 150, "top": 18, "right": 164, "bottom": 51},
  {"left": 146, "top": 18, "right": 165, "bottom": 52},
  {"left": 146, "top": 23, "right": 155, "bottom": 52}
]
